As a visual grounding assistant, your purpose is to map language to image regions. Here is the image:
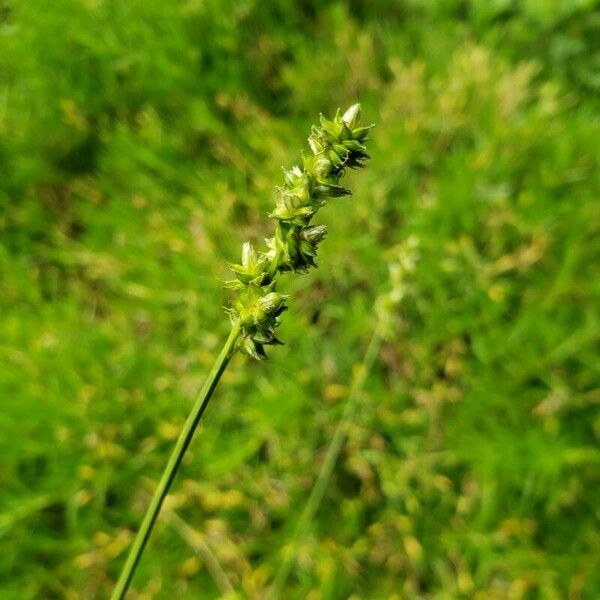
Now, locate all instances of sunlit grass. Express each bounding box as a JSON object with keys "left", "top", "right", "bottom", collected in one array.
[{"left": 0, "top": 1, "right": 599, "bottom": 598}]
